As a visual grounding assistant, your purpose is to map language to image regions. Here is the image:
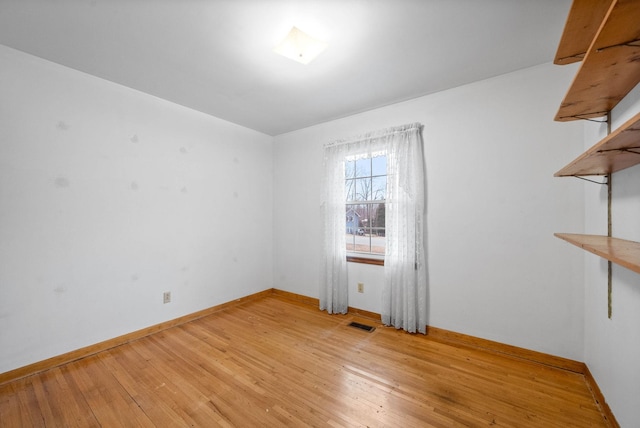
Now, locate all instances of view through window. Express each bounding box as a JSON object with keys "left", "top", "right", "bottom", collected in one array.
[{"left": 345, "top": 152, "right": 386, "bottom": 256}]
